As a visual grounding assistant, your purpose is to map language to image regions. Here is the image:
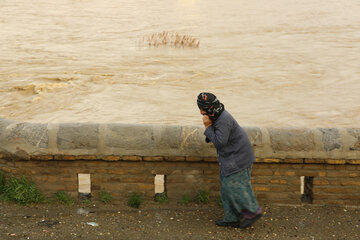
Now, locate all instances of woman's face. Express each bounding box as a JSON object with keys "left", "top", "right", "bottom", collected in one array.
[{"left": 200, "top": 110, "right": 207, "bottom": 115}]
